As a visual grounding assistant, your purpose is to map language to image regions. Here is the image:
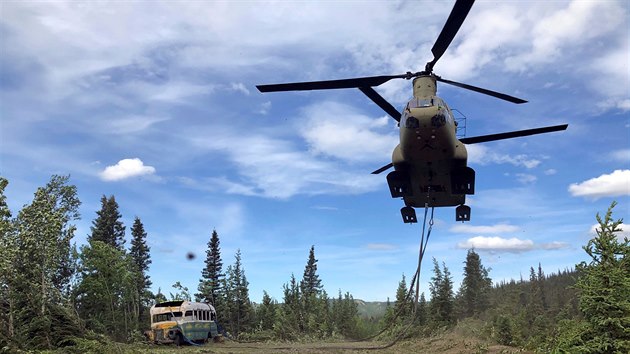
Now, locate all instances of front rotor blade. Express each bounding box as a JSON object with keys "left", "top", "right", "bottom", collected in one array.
[
  {"left": 430, "top": 0, "right": 475, "bottom": 67},
  {"left": 460, "top": 124, "right": 568, "bottom": 144},
  {"left": 436, "top": 77, "right": 527, "bottom": 104},
  {"left": 371, "top": 163, "right": 394, "bottom": 175},
  {"left": 256, "top": 75, "right": 406, "bottom": 93},
  {"left": 358, "top": 87, "right": 401, "bottom": 122}
]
